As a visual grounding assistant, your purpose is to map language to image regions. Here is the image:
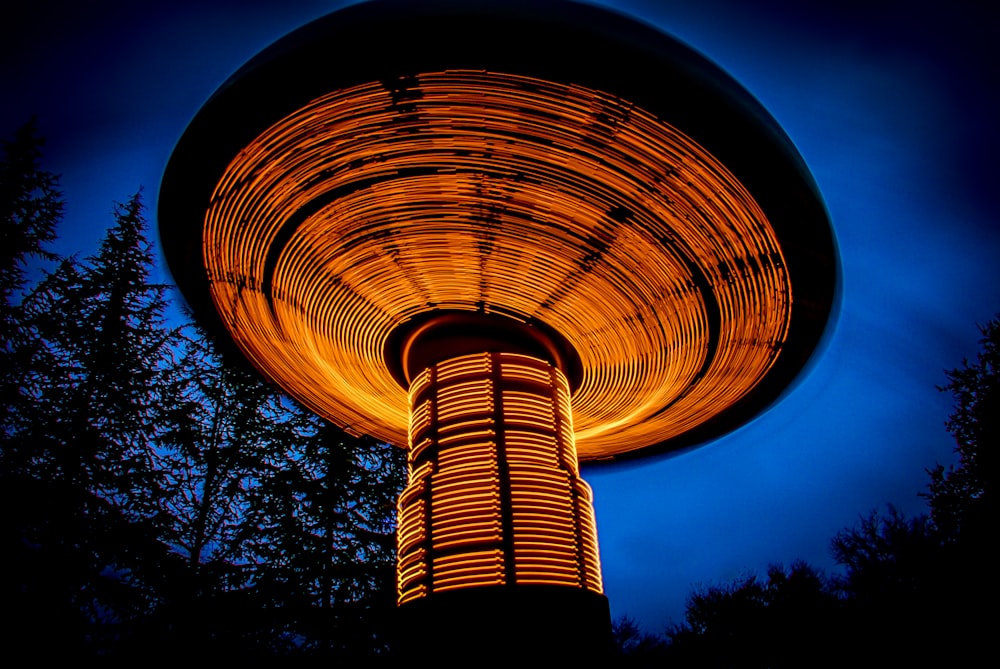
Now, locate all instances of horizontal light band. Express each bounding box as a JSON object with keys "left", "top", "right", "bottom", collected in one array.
[{"left": 397, "top": 352, "right": 602, "bottom": 602}]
